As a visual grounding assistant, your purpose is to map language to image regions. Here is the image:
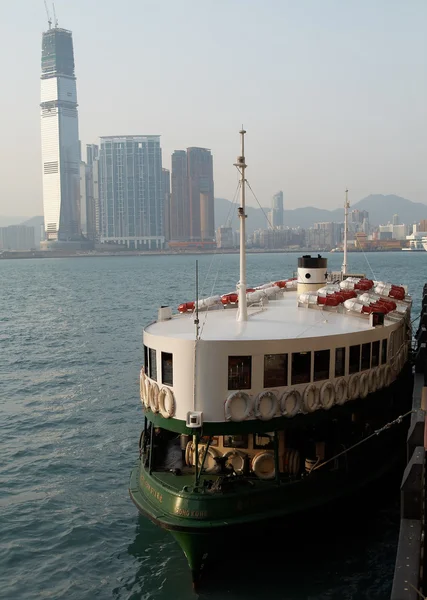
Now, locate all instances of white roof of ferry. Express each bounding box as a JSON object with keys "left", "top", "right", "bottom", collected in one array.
[{"left": 145, "top": 291, "right": 400, "bottom": 341}]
